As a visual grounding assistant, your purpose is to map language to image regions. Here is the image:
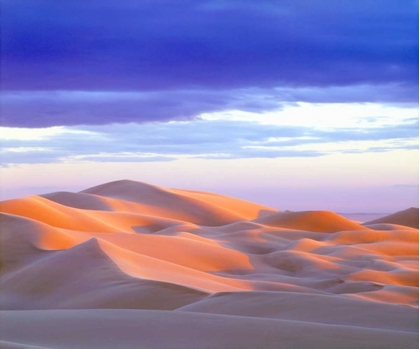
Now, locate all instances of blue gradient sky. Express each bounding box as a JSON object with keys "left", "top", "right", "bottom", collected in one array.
[{"left": 1, "top": 0, "right": 418, "bottom": 212}]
